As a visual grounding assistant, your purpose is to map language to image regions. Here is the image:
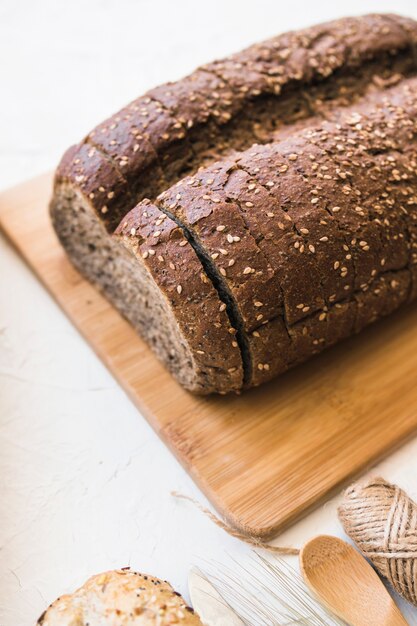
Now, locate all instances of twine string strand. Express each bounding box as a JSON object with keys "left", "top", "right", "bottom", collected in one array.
[{"left": 172, "top": 491, "right": 299, "bottom": 555}]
